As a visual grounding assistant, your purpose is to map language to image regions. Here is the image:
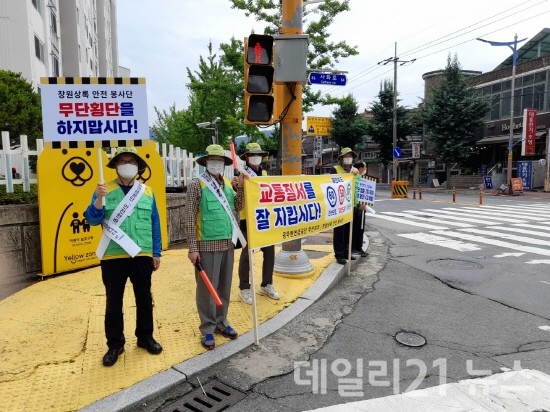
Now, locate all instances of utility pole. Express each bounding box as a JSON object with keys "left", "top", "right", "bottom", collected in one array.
[
  {"left": 378, "top": 43, "right": 415, "bottom": 181},
  {"left": 273, "top": 0, "right": 313, "bottom": 274}
]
